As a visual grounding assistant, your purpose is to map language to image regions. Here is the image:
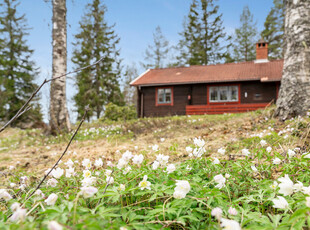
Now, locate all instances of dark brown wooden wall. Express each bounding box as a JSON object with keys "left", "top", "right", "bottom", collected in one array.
[
  {"left": 240, "top": 81, "right": 278, "bottom": 104},
  {"left": 139, "top": 81, "right": 279, "bottom": 117},
  {"left": 141, "top": 85, "right": 189, "bottom": 117}
]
